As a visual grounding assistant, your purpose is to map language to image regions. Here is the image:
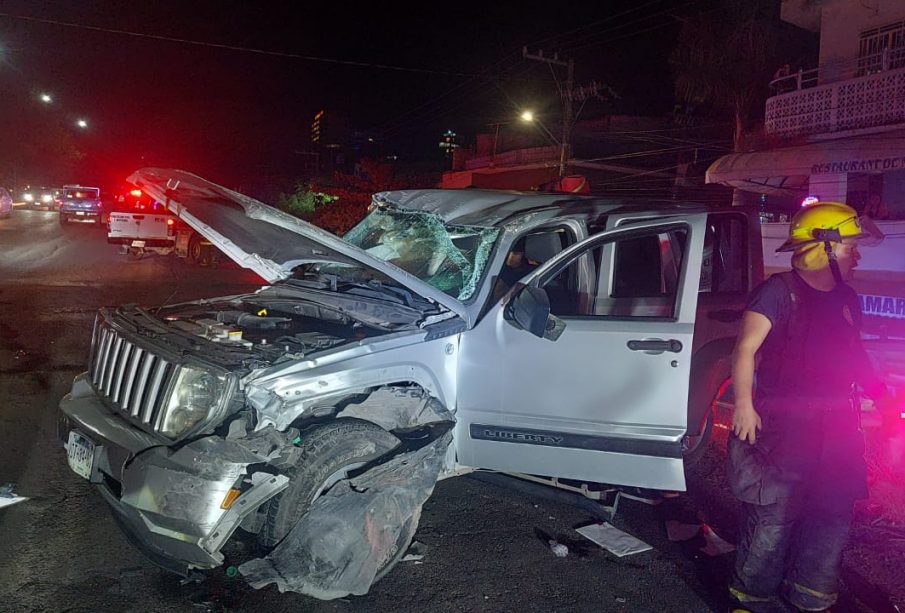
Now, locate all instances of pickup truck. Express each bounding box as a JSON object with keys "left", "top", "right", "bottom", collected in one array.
[
  {"left": 58, "top": 185, "right": 103, "bottom": 226},
  {"left": 58, "top": 168, "right": 762, "bottom": 598},
  {"left": 106, "top": 190, "right": 217, "bottom": 263}
]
